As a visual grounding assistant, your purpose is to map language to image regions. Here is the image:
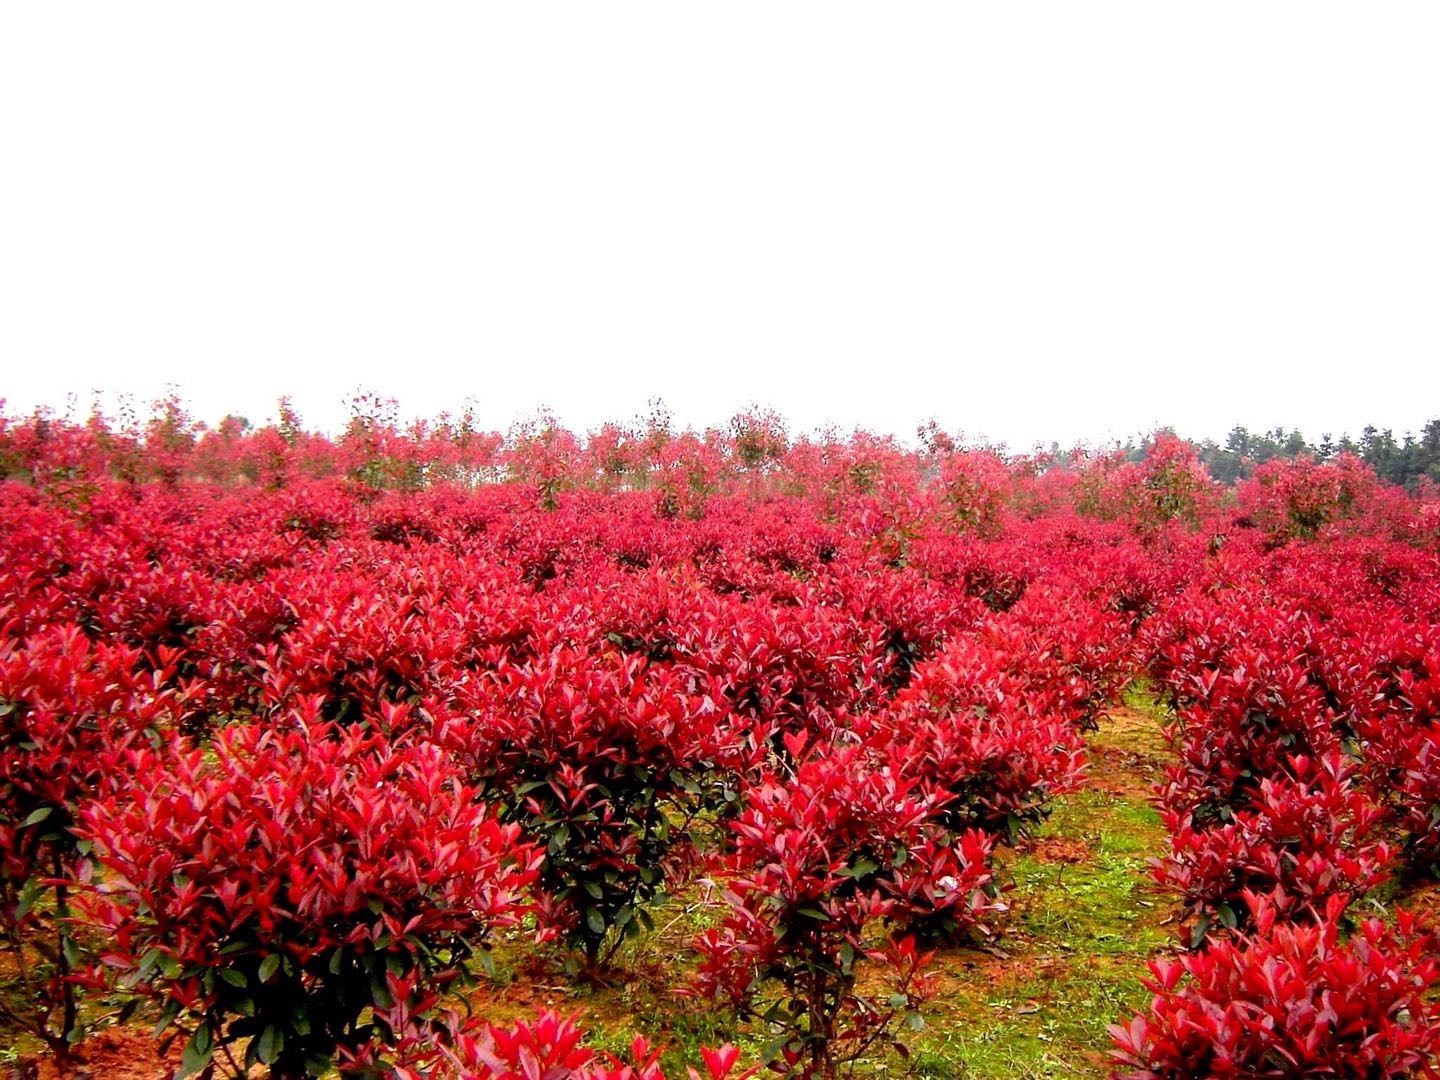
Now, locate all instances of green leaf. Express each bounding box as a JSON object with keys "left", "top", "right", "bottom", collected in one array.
[
  {"left": 22, "top": 806, "right": 53, "bottom": 827},
  {"left": 256, "top": 1025, "right": 283, "bottom": 1066},
  {"left": 583, "top": 880, "right": 604, "bottom": 900},
  {"left": 585, "top": 908, "right": 606, "bottom": 936},
  {"left": 1005, "top": 814, "right": 1023, "bottom": 846},
  {"left": 220, "top": 968, "right": 247, "bottom": 989},
  {"left": 760, "top": 1034, "right": 793, "bottom": 1065},
  {"left": 180, "top": 1027, "right": 214, "bottom": 1077},
  {"left": 258, "top": 953, "right": 281, "bottom": 984},
  {"left": 1192, "top": 914, "right": 1212, "bottom": 948},
  {"left": 15, "top": 877, "right": 42, "bottom": 920},
  {"left": 152, "top": 999, "right": 182, "bottom": 1036},
  {"left": 475, "top": 948, "right": 496, "bottom": 978},
  {"left": 371, "top": 975, "right": 395, "bottom": 1009},
  {"left": 244, "top": 1029, "right": 262, "bottom": 1070}
]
